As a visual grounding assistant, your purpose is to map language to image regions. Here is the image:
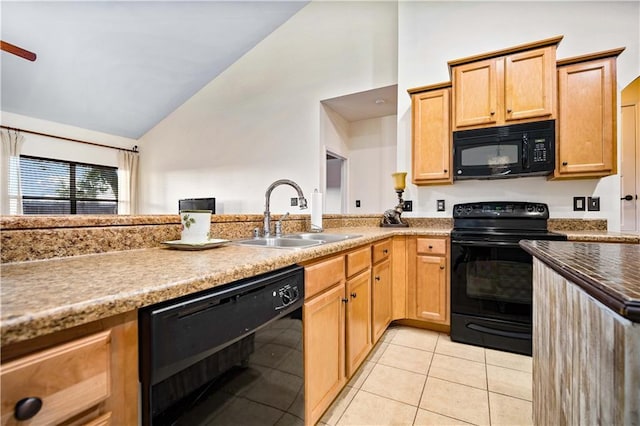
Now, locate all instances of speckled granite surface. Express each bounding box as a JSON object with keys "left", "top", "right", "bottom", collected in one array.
[
  {"left": 1, "top": 226, "right": 450, "bottom": 345},
  {"left": 521, "top": 240, "right": 640, "bottom": 322}
]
